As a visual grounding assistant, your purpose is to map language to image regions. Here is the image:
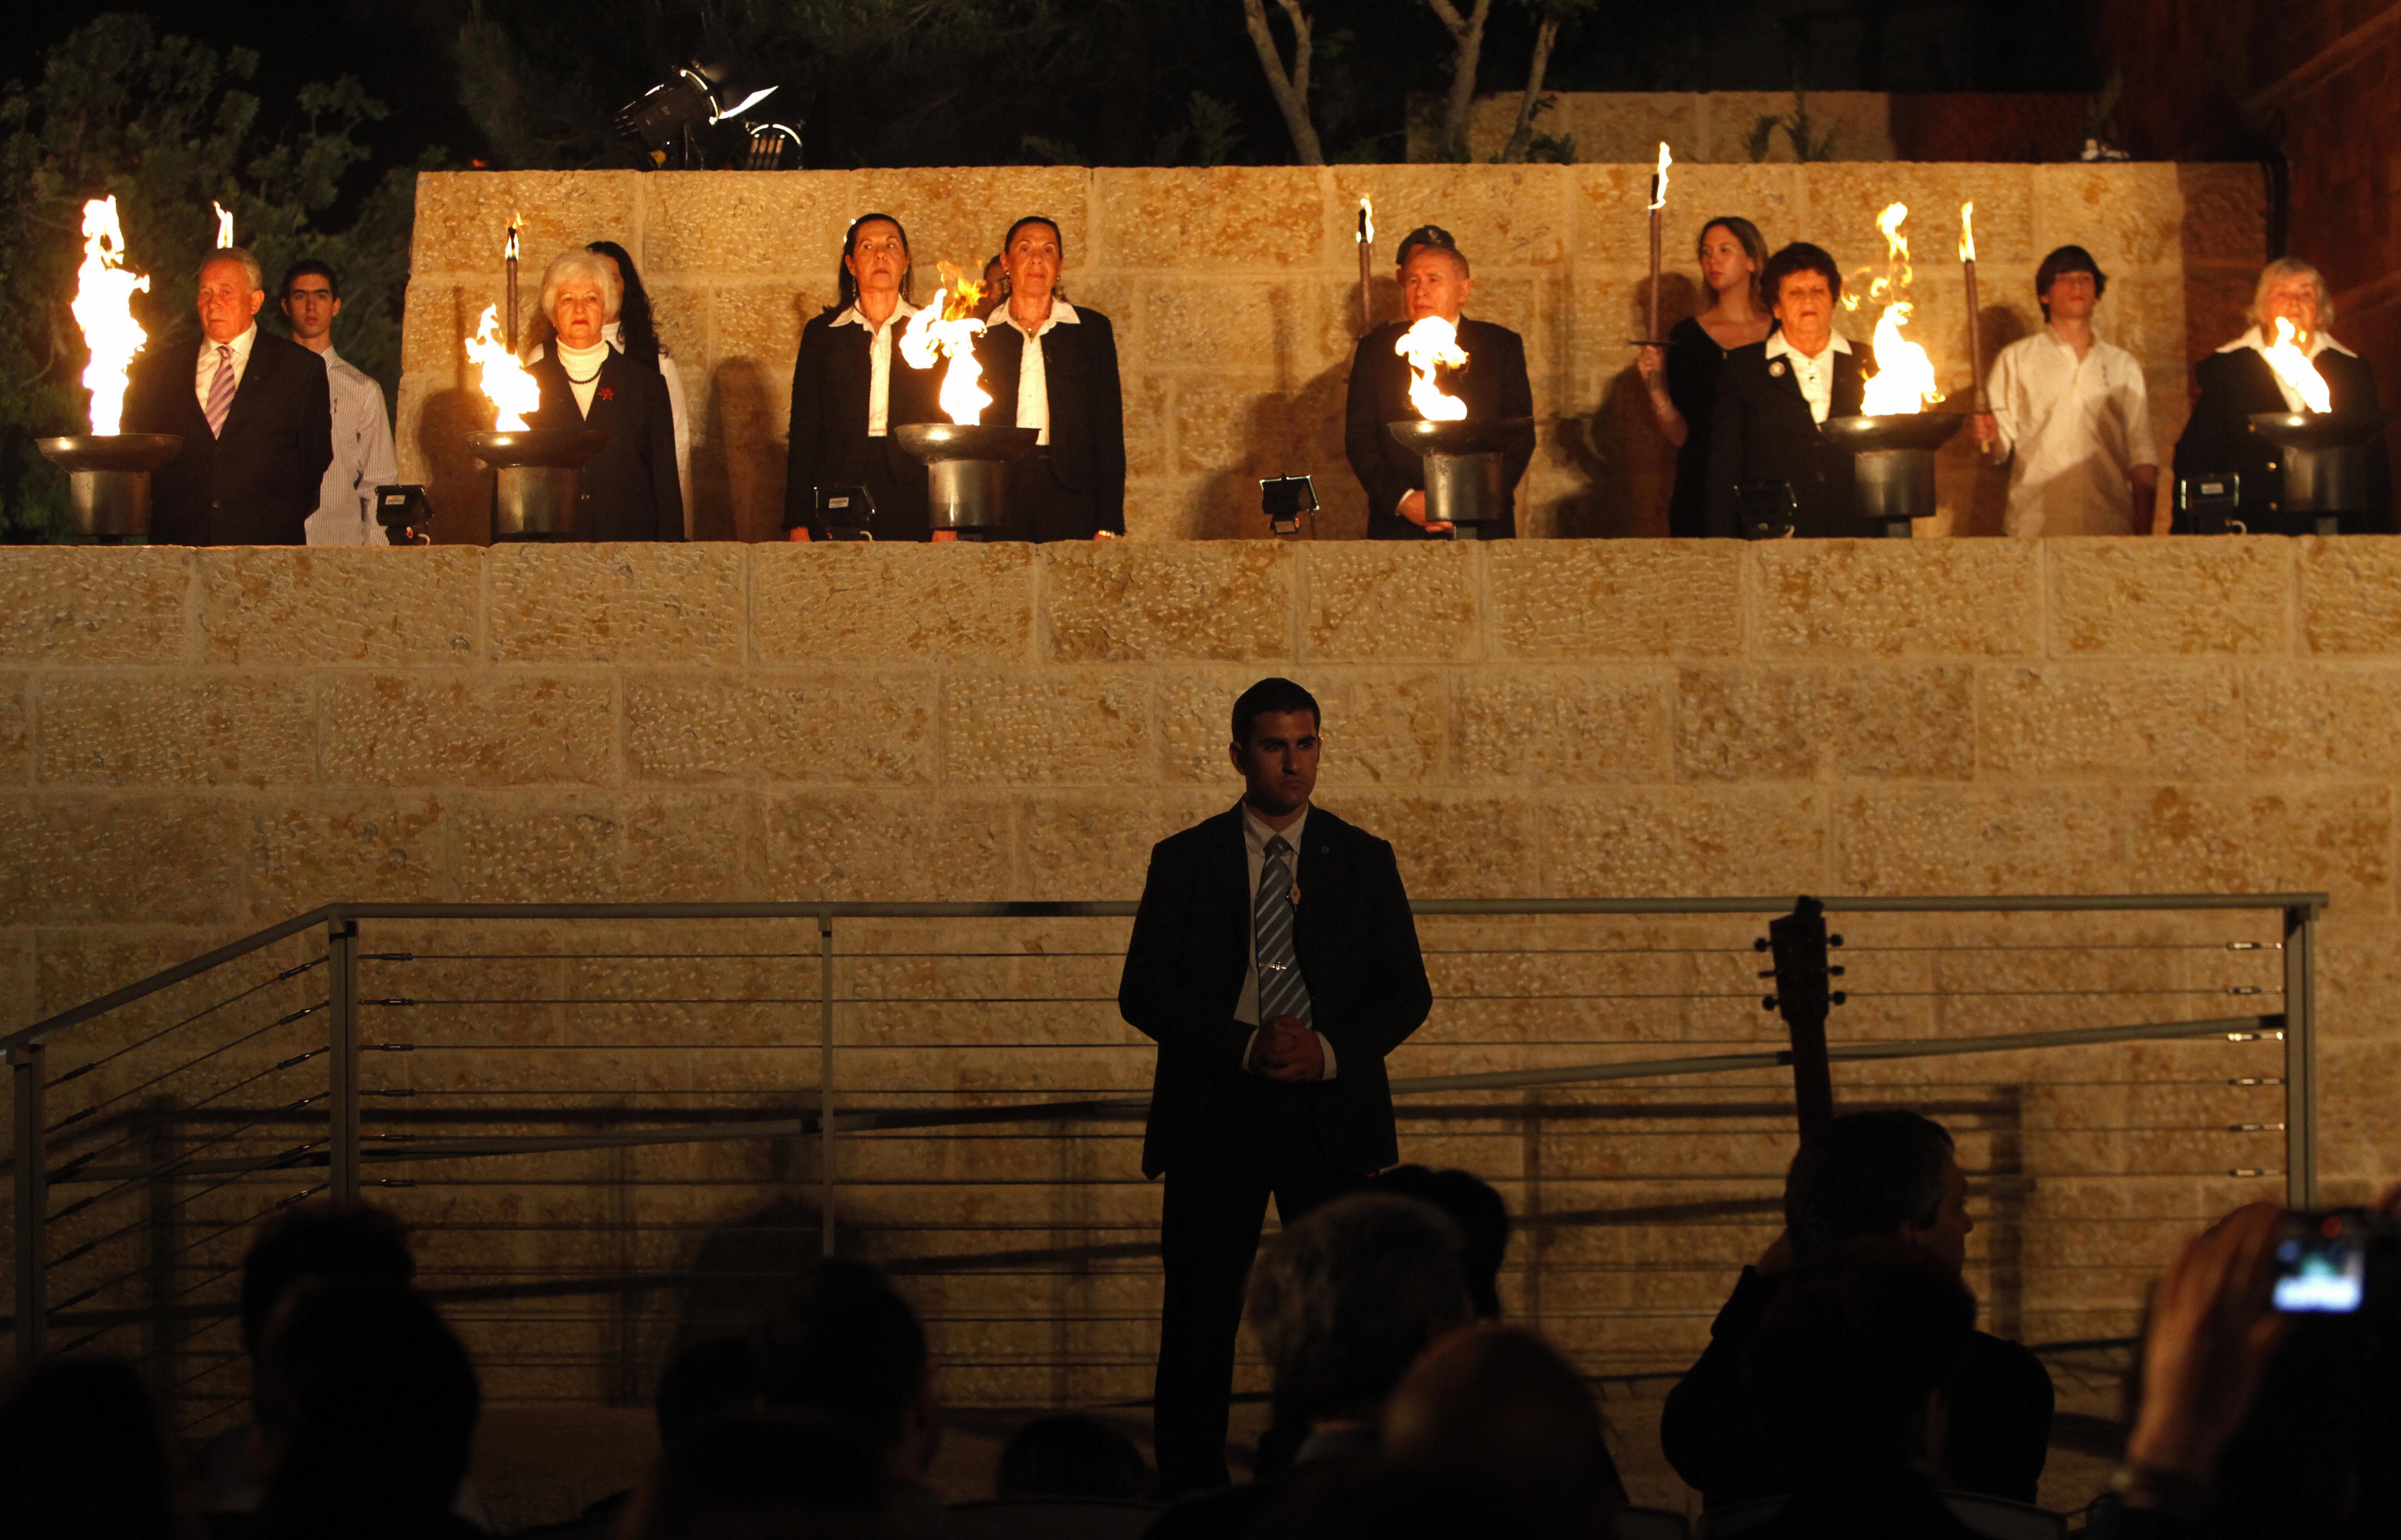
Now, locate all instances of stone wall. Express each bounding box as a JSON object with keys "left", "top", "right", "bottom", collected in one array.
[{"left": 398, "top": 163, "right": 2261, "bottom": 547}]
